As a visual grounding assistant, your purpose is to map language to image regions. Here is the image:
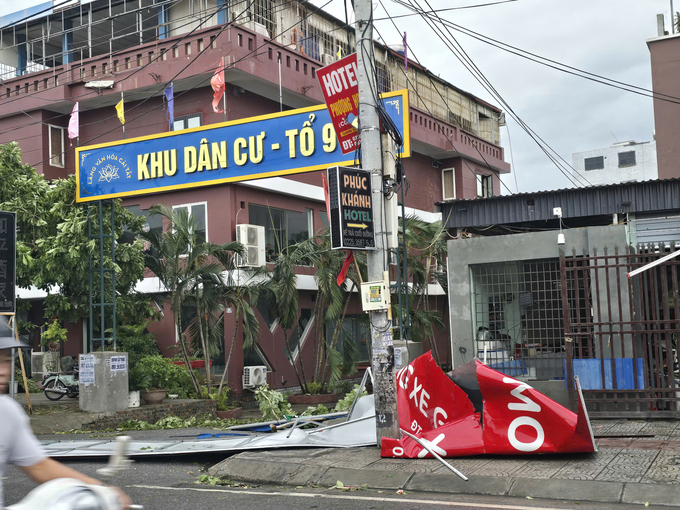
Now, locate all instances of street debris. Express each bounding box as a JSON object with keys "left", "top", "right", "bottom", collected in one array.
[{"left": 381, "top": 352, "right": 597, "bottom": 458}]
